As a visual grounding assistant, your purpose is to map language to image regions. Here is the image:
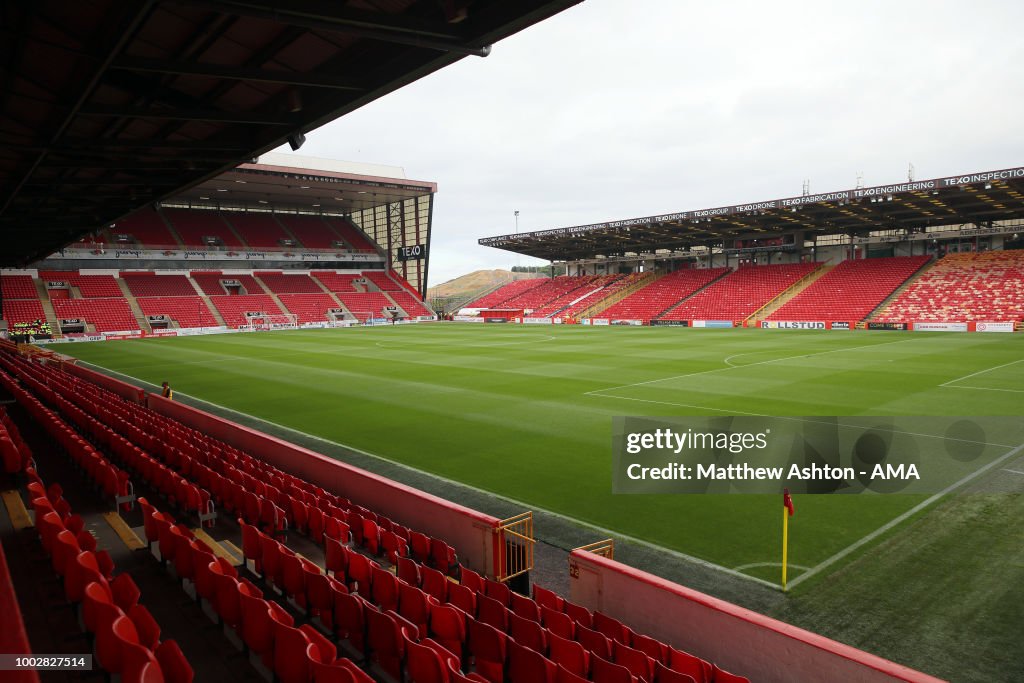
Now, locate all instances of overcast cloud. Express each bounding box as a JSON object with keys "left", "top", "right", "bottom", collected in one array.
[{"left": 285, "top": 0, "right": 1024, "bottom": 286}]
